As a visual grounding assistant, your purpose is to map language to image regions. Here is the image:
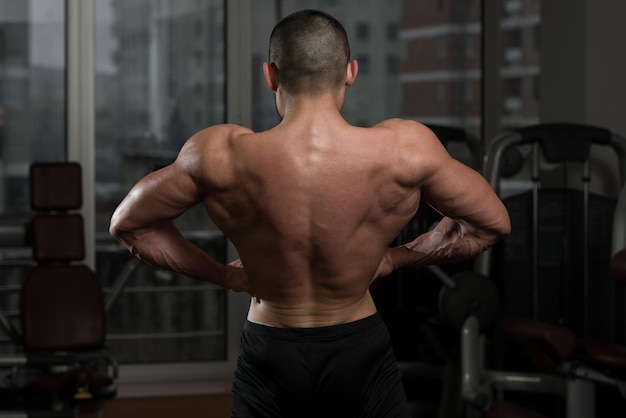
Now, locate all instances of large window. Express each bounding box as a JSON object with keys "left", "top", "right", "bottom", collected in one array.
[
  {"left": 94, "top": 0, "right": 227, "bottom": 364},
  {"left": 0, "top": 0, "right": 547, "bottom": 383},
  {"left": 0, "top": 0, "right": 66, "bottom": 353}
]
